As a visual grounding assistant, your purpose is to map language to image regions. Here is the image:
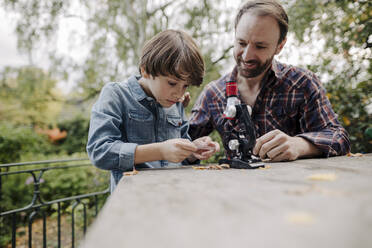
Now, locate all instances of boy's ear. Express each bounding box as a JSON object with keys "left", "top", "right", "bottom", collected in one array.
[{"left": 140, "top": 67, "right": 150, "bottom": 79}]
